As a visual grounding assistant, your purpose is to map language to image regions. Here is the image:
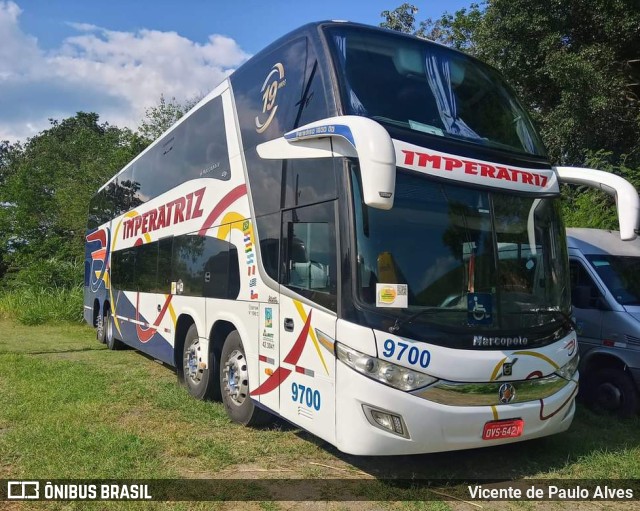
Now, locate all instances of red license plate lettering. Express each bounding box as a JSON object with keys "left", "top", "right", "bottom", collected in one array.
[{"left": 482, "top": 419, "right": 524, "bottom": 440}]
